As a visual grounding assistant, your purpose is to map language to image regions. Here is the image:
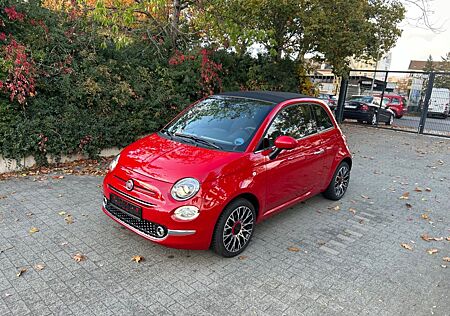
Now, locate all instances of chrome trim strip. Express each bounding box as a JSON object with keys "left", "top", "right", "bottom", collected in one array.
[
  {"left": 103, "top": 206, "right": 168, "bottom": 241},
  {"left": 167, "top": 229, "right": 196, "bottom": 236},
  {"left": 108, "top": 185, "right": 155, "bottom": 207}
]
